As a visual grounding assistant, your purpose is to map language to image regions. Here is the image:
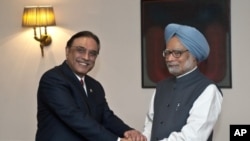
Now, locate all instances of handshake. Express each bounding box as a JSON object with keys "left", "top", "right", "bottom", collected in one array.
[{"left": 121, "top": 130, "right": 147, "bottom": 141}]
